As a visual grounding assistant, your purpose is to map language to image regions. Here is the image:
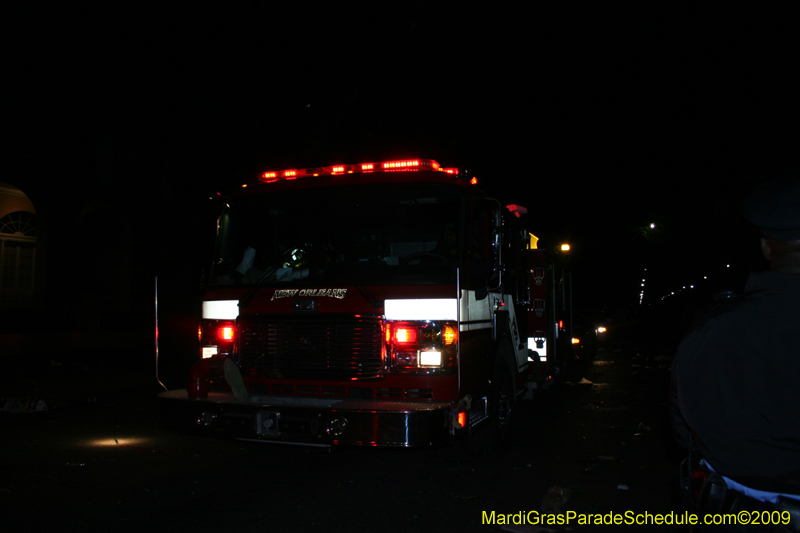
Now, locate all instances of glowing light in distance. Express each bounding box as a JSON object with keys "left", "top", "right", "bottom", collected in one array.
[{"left": 85, "top": 437, "right": 150, "bottom": 447}]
